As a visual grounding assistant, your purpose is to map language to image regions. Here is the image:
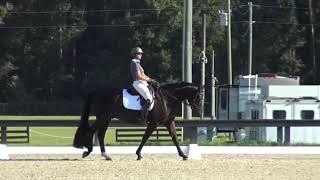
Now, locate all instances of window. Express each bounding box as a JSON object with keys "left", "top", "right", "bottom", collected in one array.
[
  {"left": 220, "top": 90, "right": 227, "bottom": 110},
  {"left": 301, "top": 110, "right": 314, "bottom": 119},
  {"left": 251, "top": 110, "right": 259, "bottom": 119},
  {"left": 273, "top": 110, "right": 286, "bottom": 119}
]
